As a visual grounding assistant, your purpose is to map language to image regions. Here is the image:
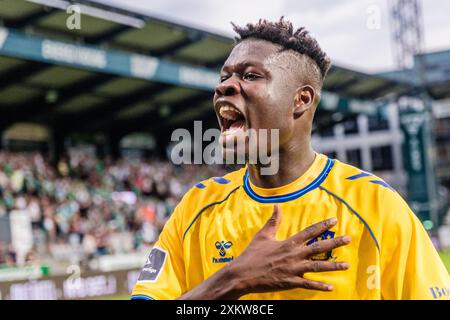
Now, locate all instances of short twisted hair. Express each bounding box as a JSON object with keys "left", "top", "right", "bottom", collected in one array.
[{"left": 231, "top": 17, "right": 331, "bottom": 79}]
